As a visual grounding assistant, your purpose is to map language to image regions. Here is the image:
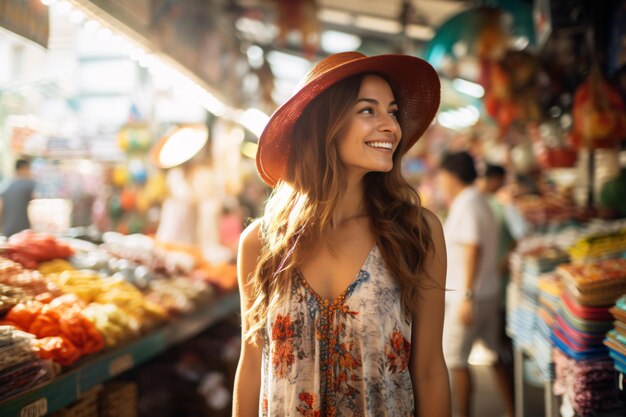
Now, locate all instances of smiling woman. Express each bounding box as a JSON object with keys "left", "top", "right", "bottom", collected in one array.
[
  {"left": 337, "top": 75, "right": 401, "bottom": 175},
  {"left": 233, "top": 52, "right": 451, "bottom": 417}
]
